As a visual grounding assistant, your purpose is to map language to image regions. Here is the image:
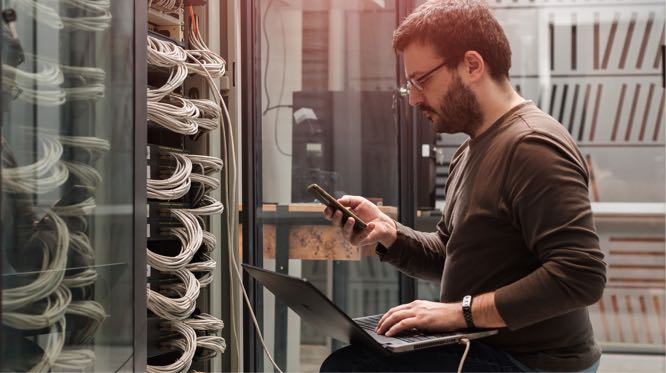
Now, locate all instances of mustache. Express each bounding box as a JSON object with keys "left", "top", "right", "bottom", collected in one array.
[{"left": 419, "top": 105, "right": 436, "bottom": 114}]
